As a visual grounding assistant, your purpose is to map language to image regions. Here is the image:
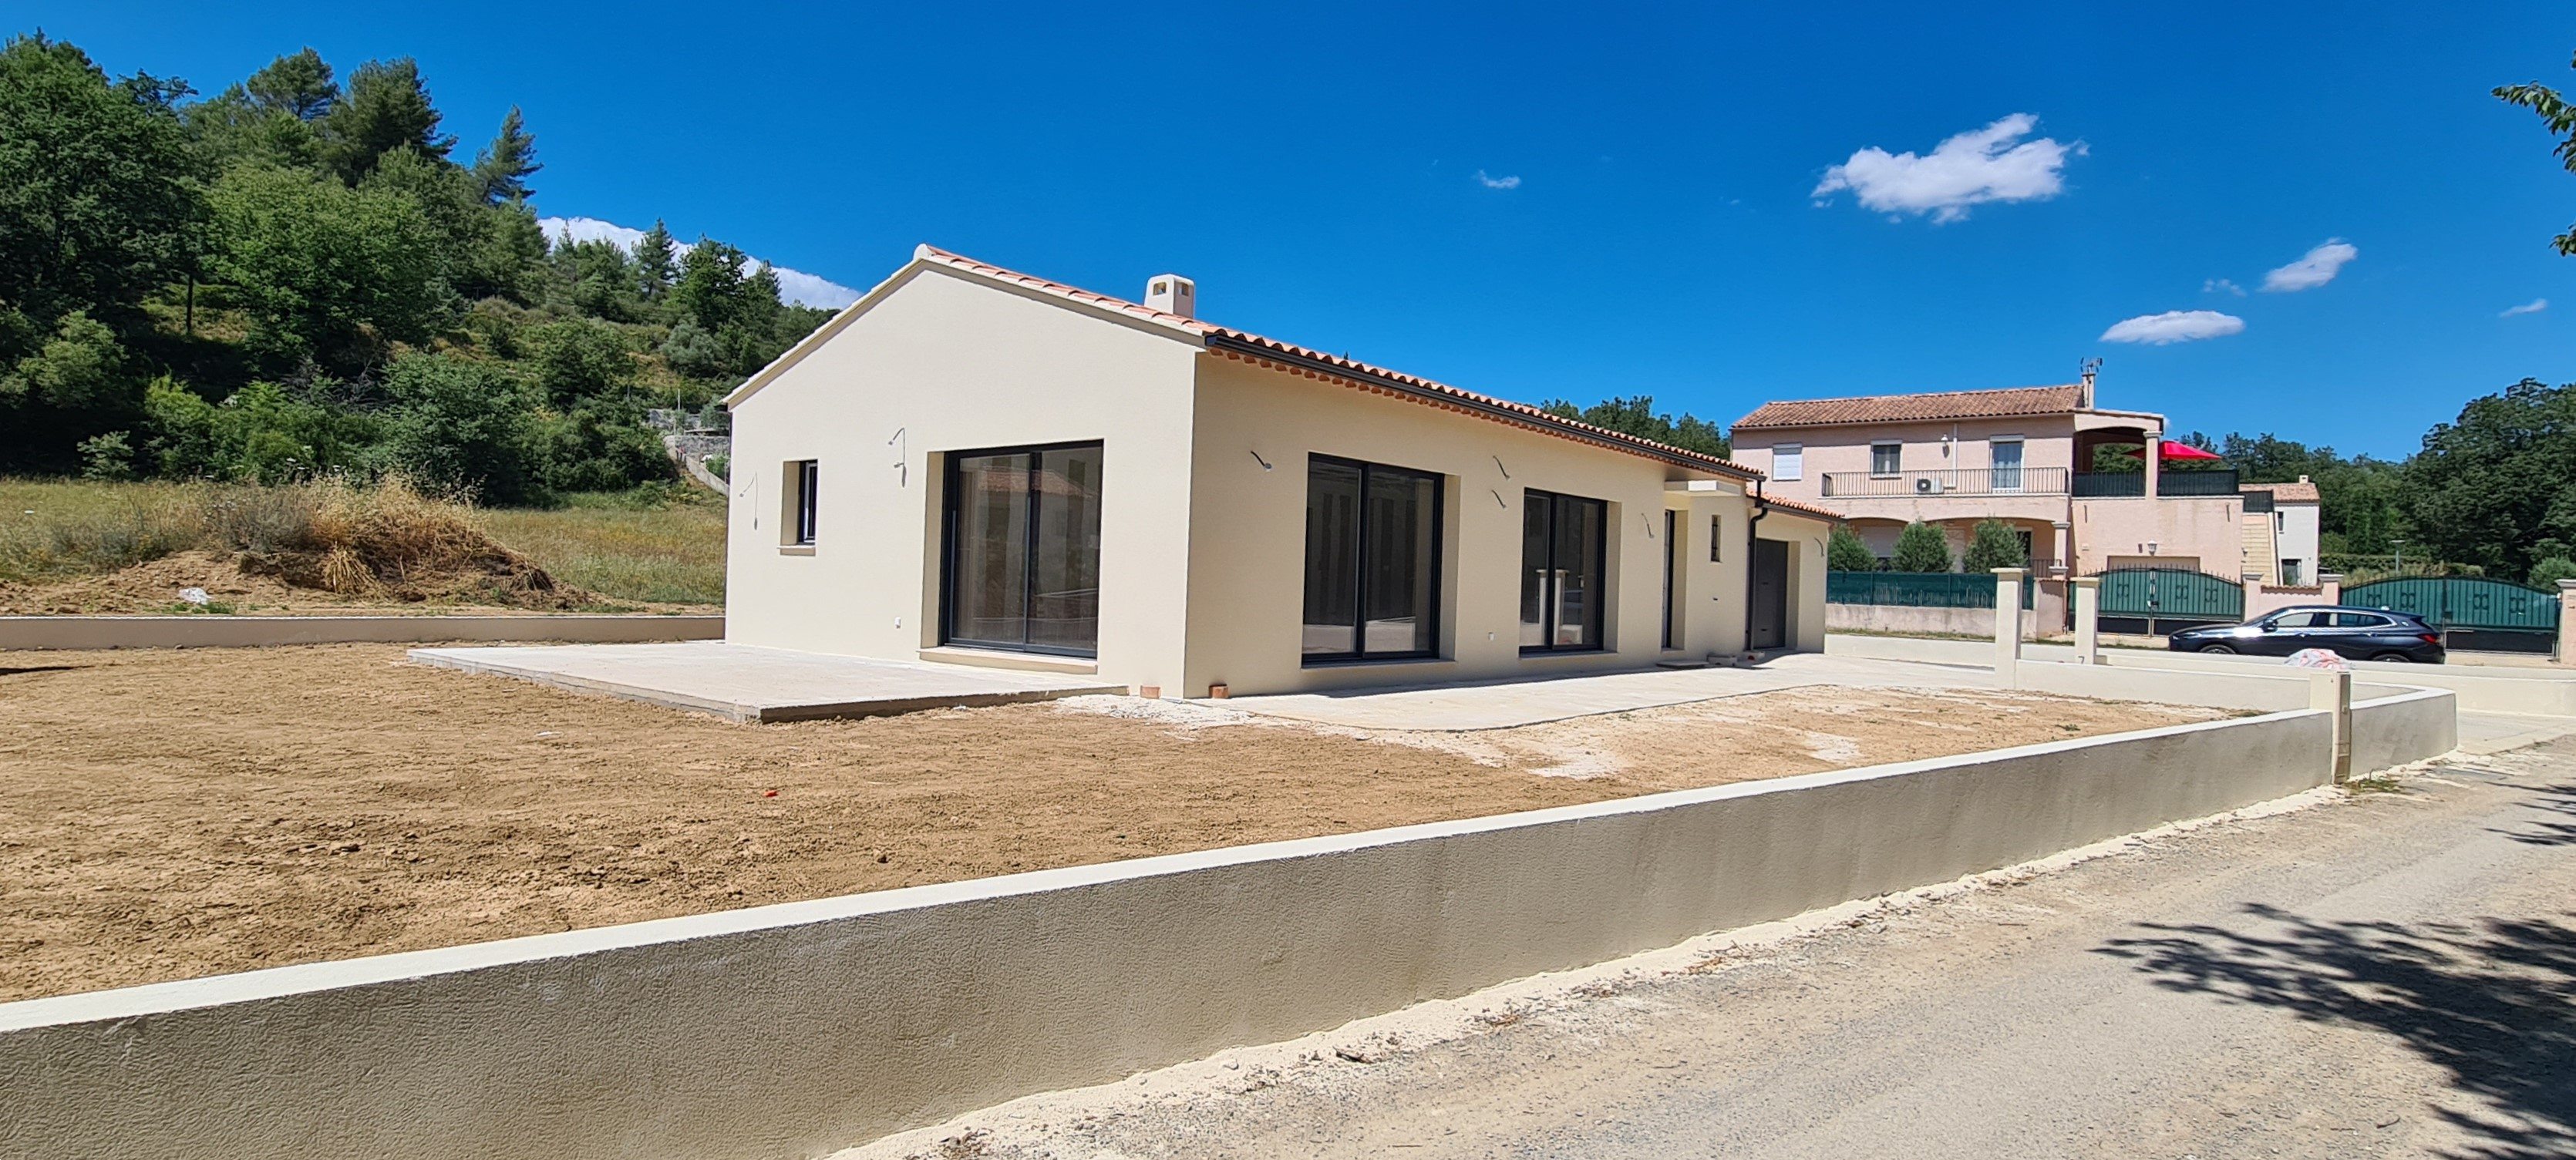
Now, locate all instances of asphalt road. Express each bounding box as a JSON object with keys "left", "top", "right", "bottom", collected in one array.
[{"left": 869, "top": 740, "right": 2576, "bottom": 1160}]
